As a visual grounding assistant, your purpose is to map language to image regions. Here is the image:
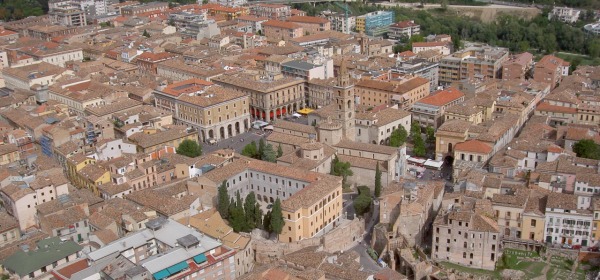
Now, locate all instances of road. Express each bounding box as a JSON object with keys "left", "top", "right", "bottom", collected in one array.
[
  {"left": 347, "top": 197, "right": 382, "bottom": 273},
  {"left": 203, "top": 130, "right": 265, "bottom": 155}
]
